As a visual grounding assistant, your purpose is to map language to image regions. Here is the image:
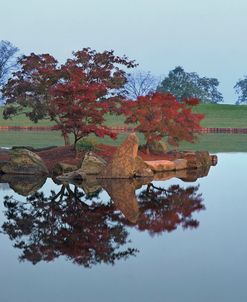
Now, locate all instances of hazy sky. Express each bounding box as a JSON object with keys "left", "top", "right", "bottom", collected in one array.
[{"left": 1, "top": 0, "right": 247, "bottom": 103}]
